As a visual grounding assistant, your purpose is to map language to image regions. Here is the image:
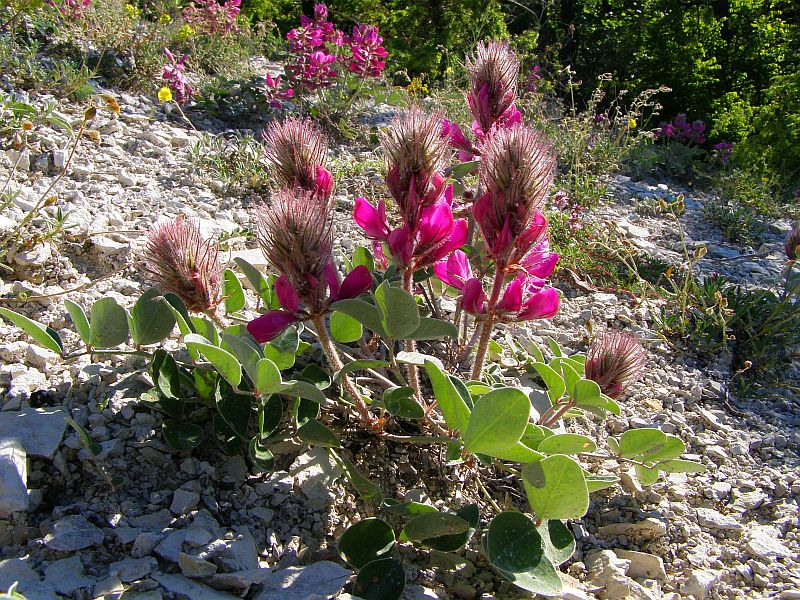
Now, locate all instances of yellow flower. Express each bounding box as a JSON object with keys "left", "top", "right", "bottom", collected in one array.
[
  {"left": 123, "top": 4, "right": 139, "bottom": 18},
  {"left": 158, "top": 87, "right": 173, "bottom": 103},
  {"left": 159, "top": 13, "right": 171, "bottom": 23},
  {"left": 445, "top": 66, "right": 453, "bottom": 75},
  {"left": 178, "top": 24, "right": 195, "bottom": 39},
  {"left": 628, "top": 118, "right": 637, "bottom": 130}
]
